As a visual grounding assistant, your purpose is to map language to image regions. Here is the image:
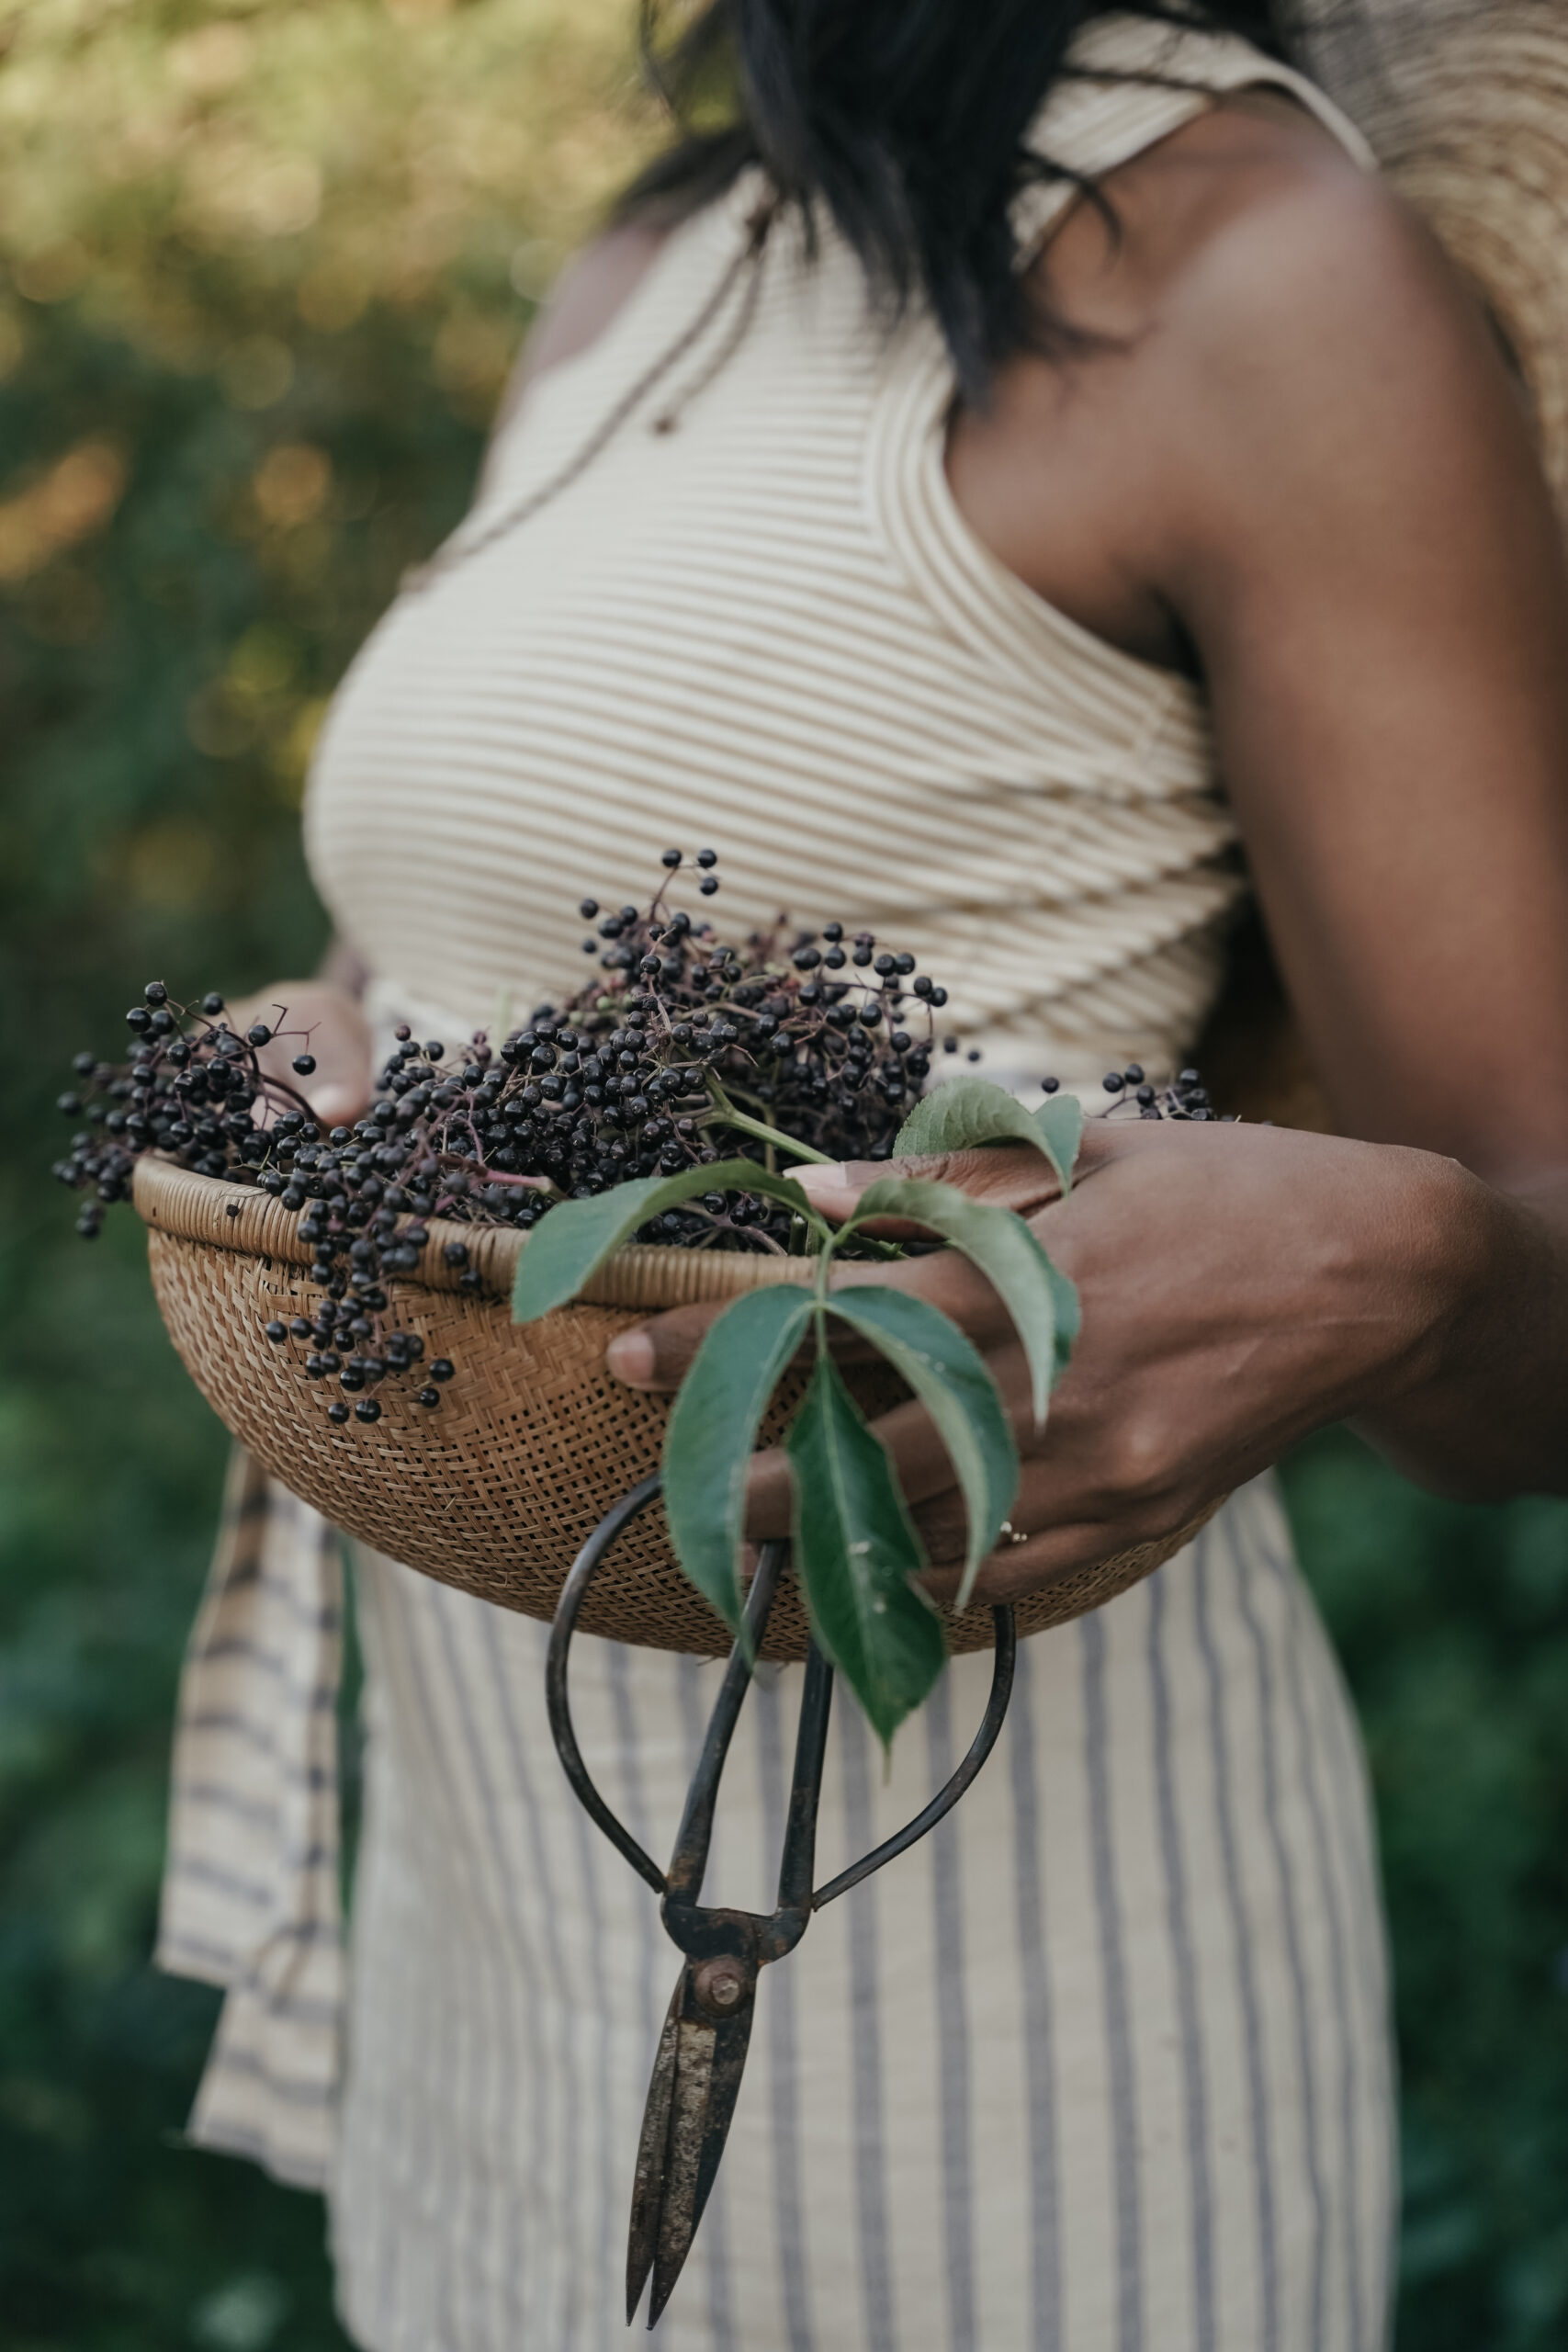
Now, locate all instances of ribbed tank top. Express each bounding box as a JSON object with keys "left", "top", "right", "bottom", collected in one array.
[{"left": 304, "top": 13, "right": 1371, "bottom": 1087}]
